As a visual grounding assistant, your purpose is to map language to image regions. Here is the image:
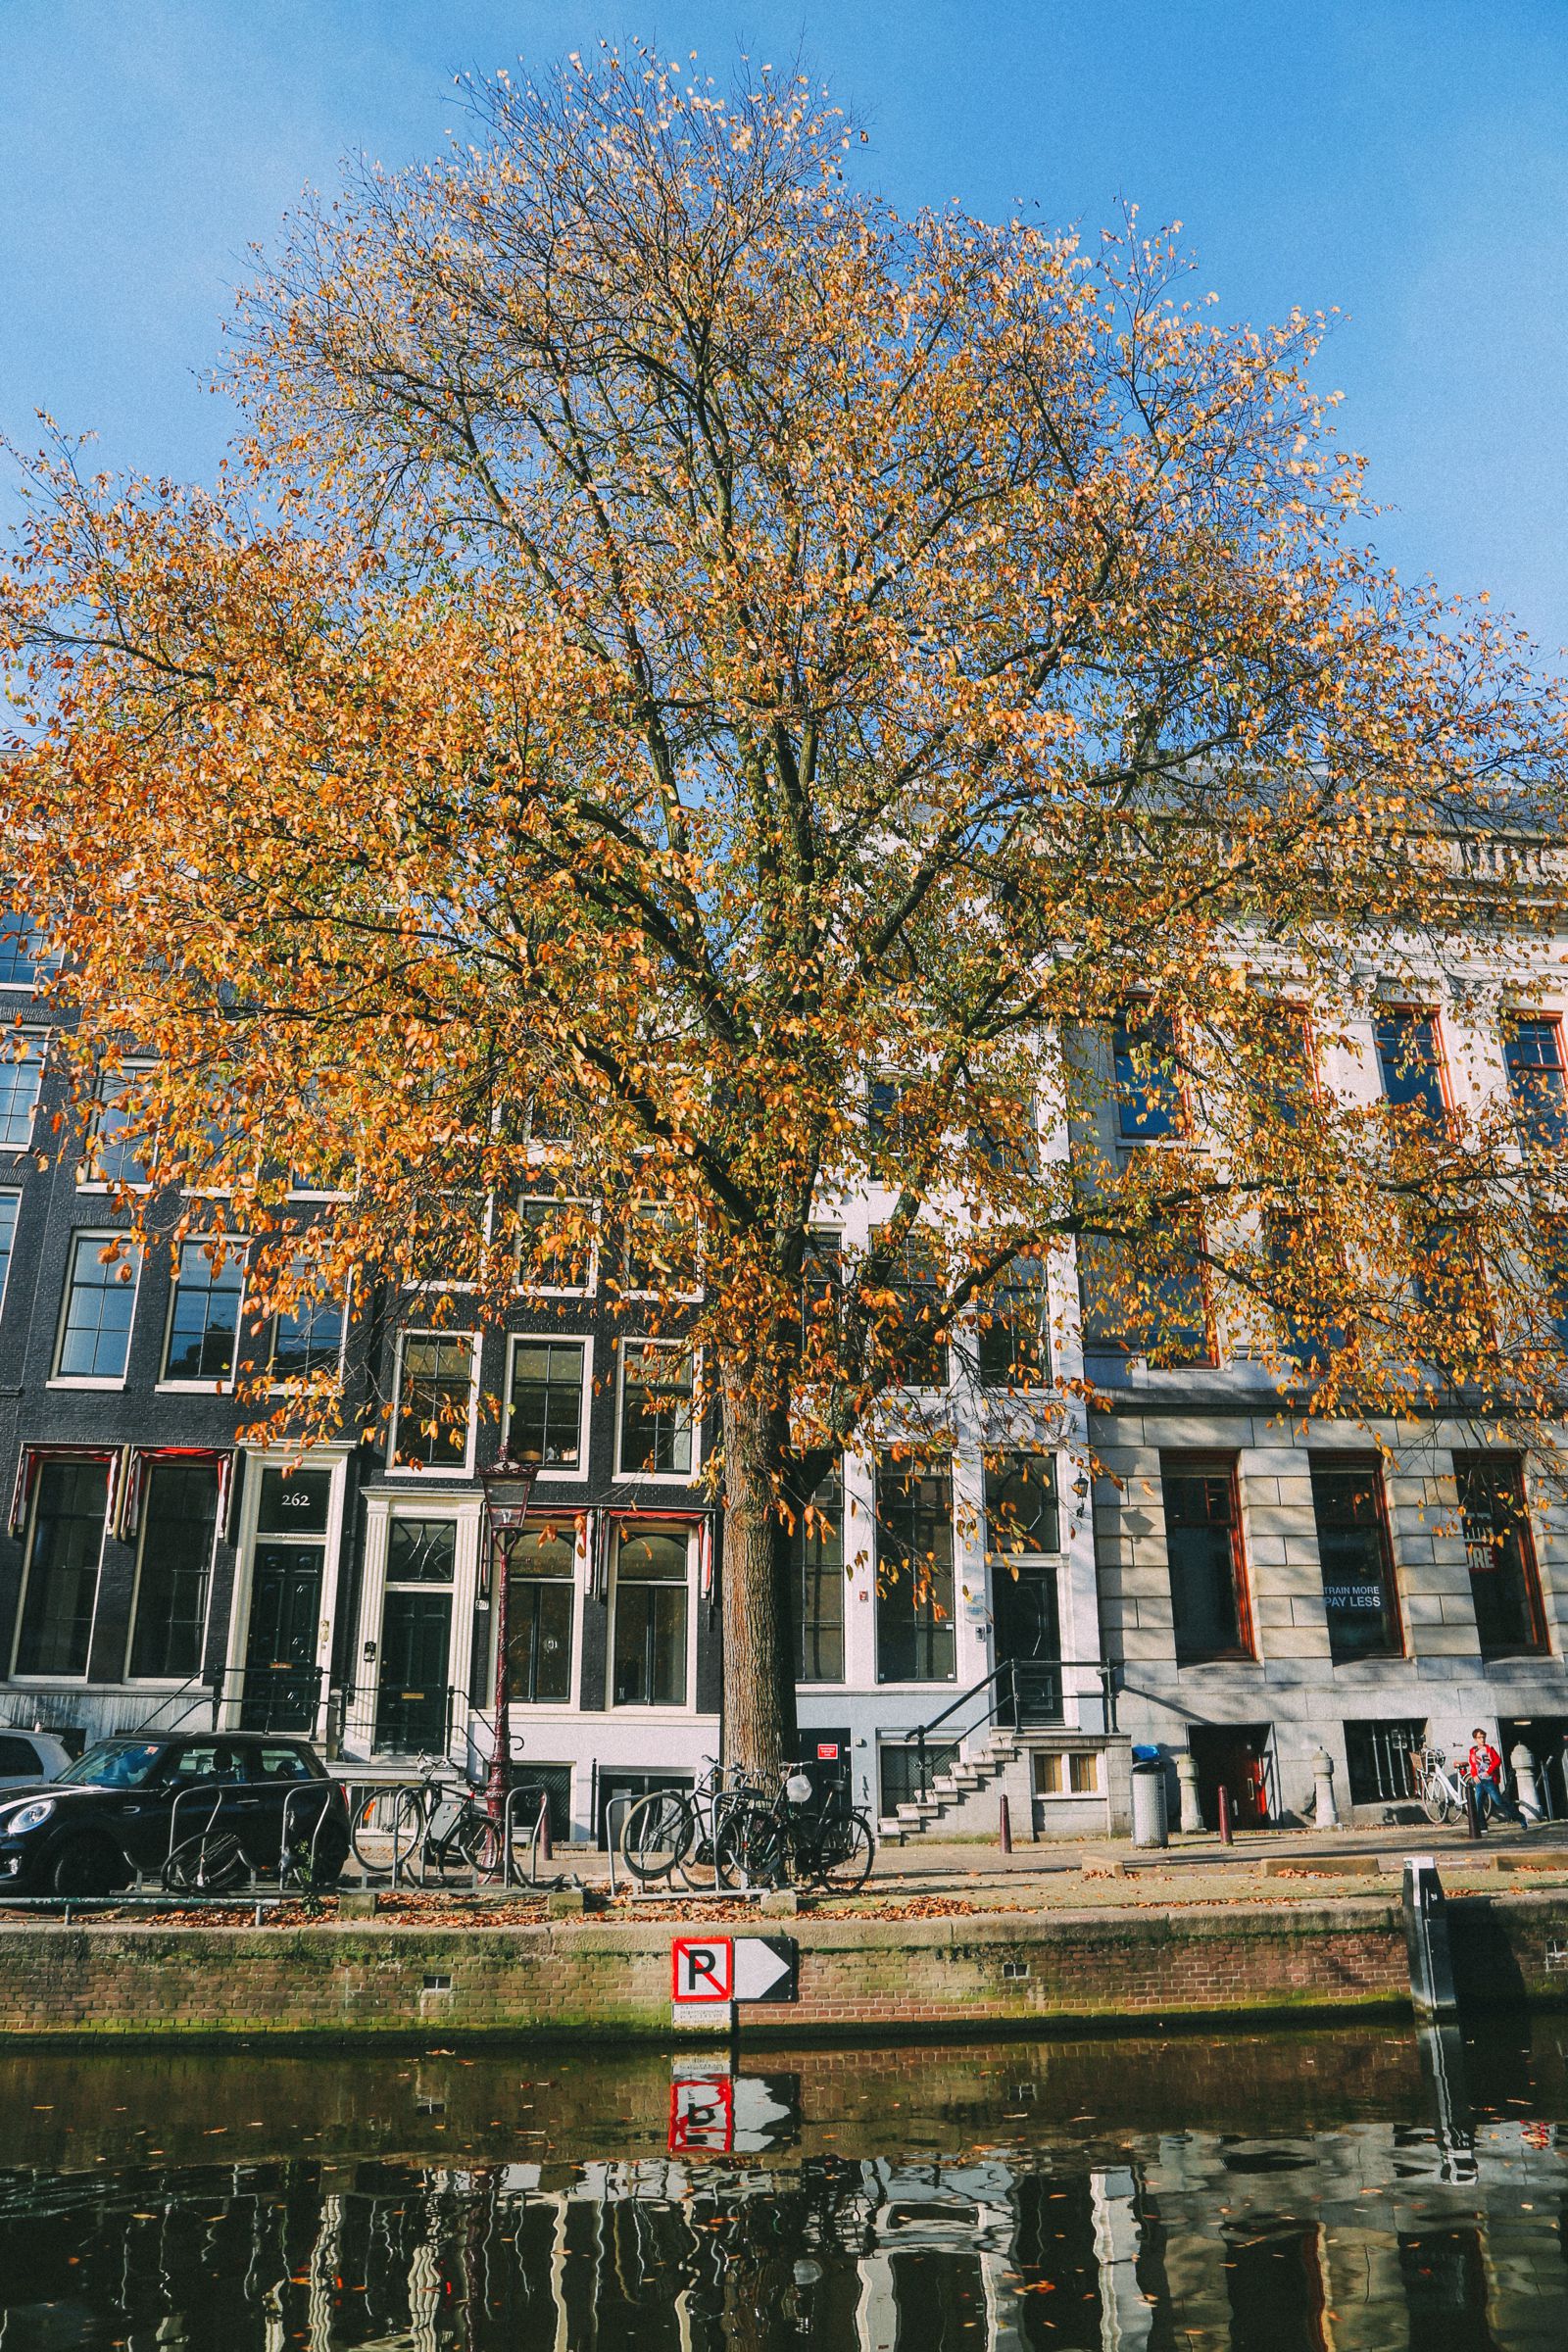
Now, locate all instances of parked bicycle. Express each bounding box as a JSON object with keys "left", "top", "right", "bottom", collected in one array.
[
  {"left": 1409, "top": 1744, "right": 1475, "bottom": 1828},
  {"left": 618, "top": 1758, "right": 753, "bottom": 1891},
  {"left": 350, "top": 1760, "right": 536, "bottom": 1885},
  {"left": 715, "top": 1767, "right": 876, "bottom": 1894}
]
